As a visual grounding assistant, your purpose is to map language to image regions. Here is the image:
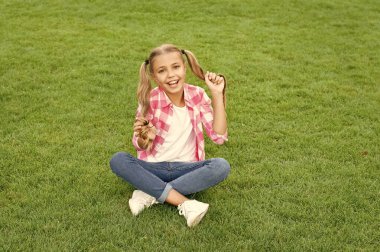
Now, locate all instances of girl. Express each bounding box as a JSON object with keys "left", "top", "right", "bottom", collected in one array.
[{"left": 110, "top": 44, "right": 230, "bottom": 228}]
